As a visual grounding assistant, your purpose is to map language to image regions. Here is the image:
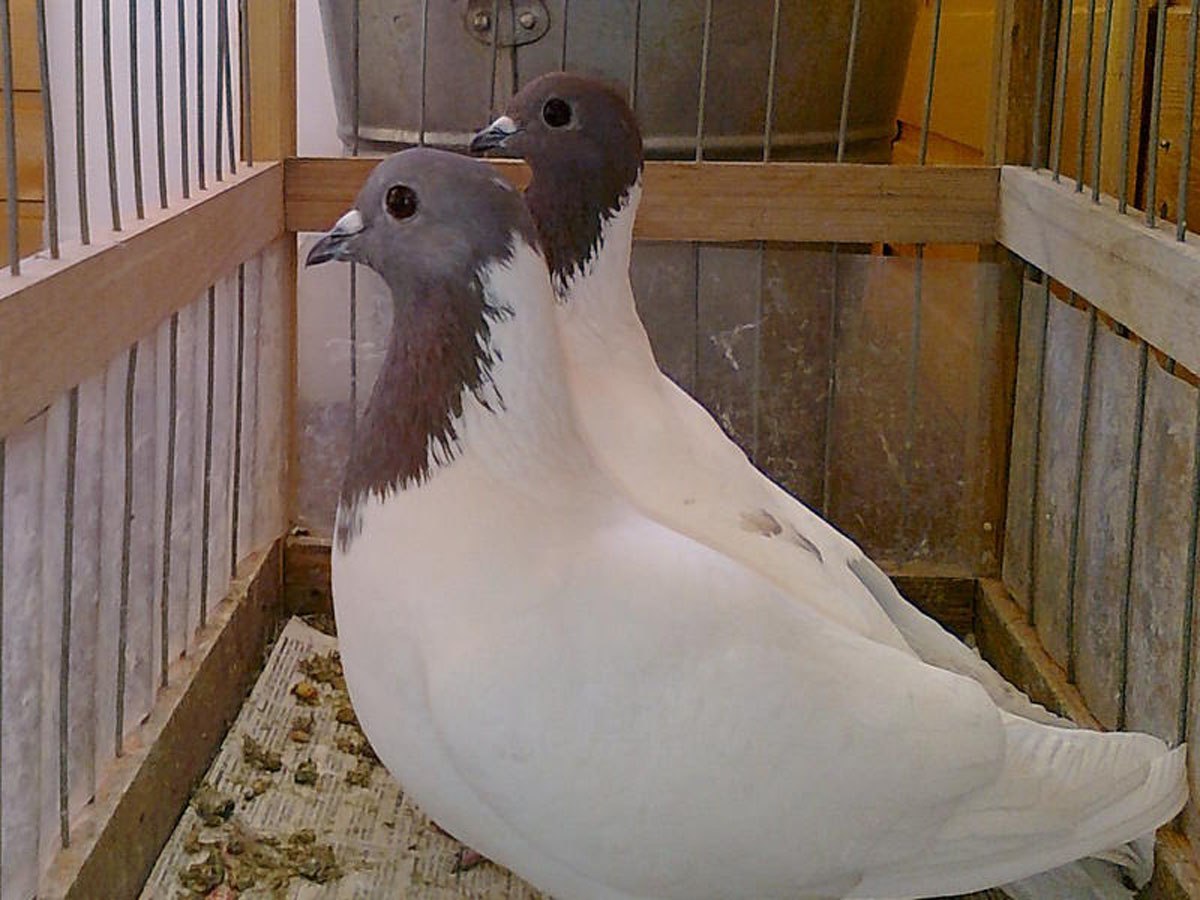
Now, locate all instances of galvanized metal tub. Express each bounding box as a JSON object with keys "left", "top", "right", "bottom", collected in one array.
[{"left": 317, "top": 0, "right": 919, "bottom": 161}]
